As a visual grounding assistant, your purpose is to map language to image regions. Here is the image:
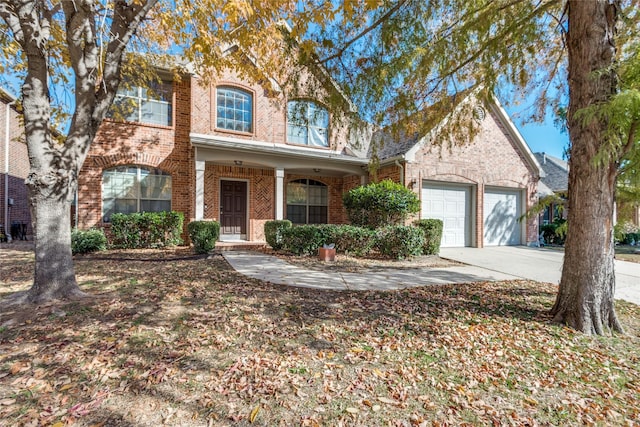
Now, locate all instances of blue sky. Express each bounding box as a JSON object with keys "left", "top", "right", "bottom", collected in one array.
[{"left": 511, "top": 117, "right": 568, "bottom": 160}]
